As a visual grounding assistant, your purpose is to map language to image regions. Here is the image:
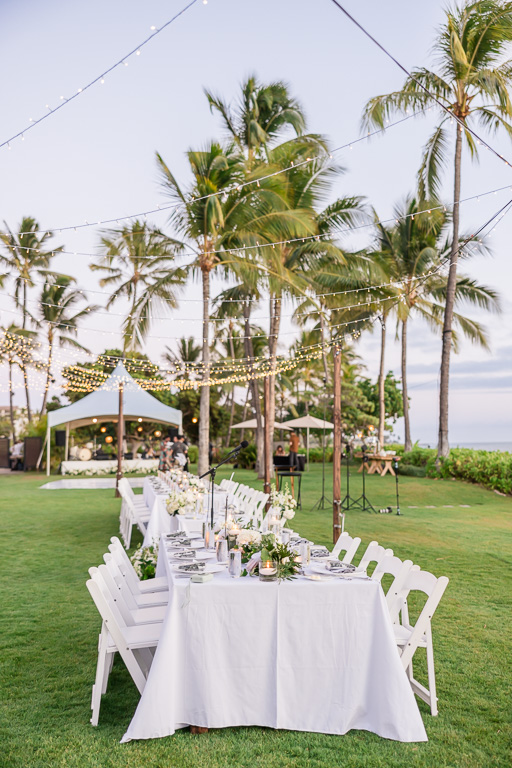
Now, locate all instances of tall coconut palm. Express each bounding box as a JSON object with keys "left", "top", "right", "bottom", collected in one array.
[
  {"left": 205, "top": 74, "right": 305, "bottom": 169},
  {"left": 37, "top": 276, "right": 95, "bottom": 416},
  {"left": 362, "top": 0, "right": 512, "bottom": 458},
  {"left": 90, "top": 221, "right": 186, "bottom": 352},
  {"left": 157, "top": 143, "right": 243, "bottom": 474},
  {"left": 373, "top": 196, "right": 500, "bottom": 450},
  {"left": 0, "top": 217, "right": 62, "bottom": 420}
]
